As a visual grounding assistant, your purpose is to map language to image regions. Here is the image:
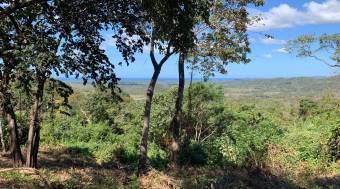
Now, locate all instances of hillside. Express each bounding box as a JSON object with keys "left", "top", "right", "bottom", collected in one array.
[{"left": 95, "top": 76, "right": 340, "bottom": 100}]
